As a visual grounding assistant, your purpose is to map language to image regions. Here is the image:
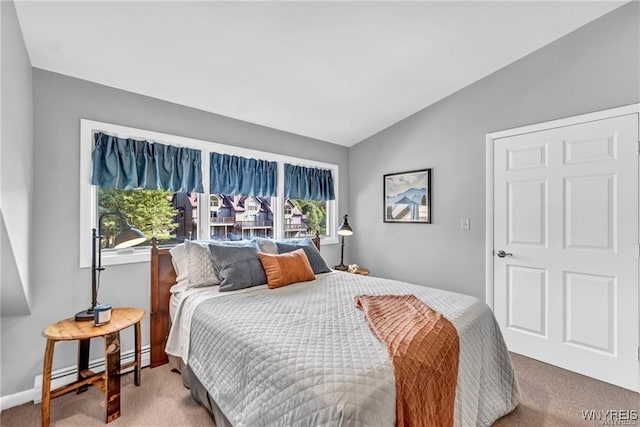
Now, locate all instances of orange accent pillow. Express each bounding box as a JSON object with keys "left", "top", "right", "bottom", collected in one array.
[{"left": 258, "top": 249, "right": 316, "bottom": 289}]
